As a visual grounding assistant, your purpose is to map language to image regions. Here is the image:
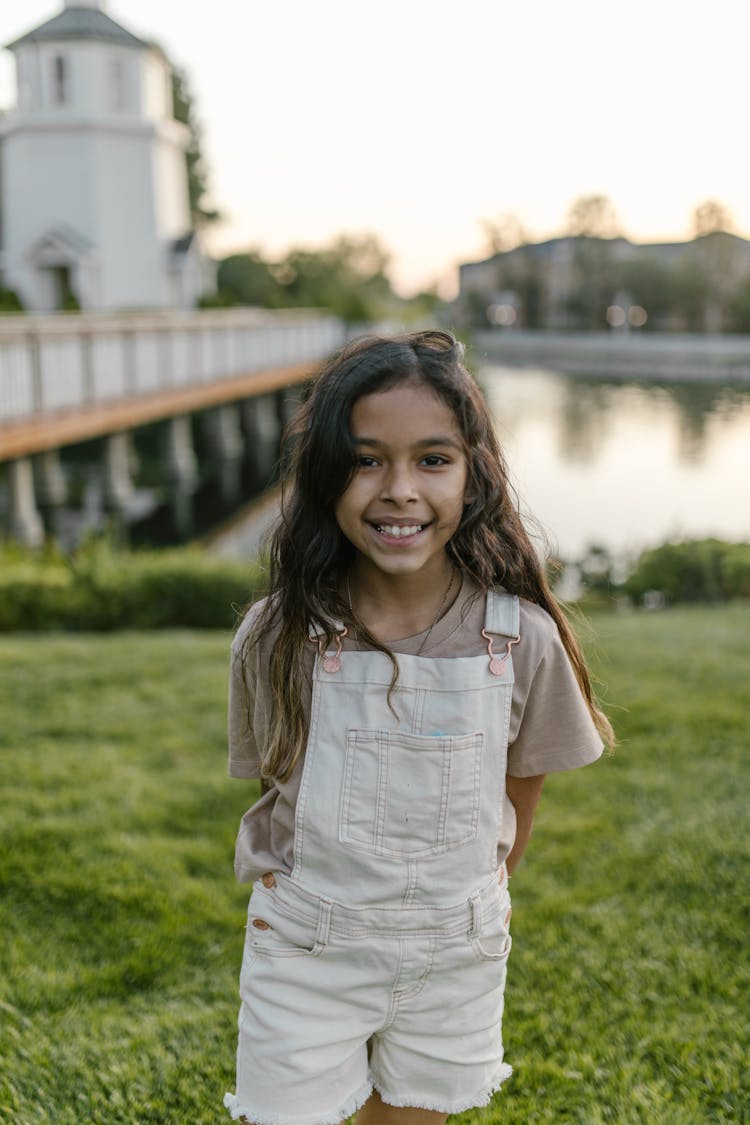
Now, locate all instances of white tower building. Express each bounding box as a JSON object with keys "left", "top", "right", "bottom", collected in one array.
[{"left": 0, "top": 1, "right": 210, "bottom": 311}]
